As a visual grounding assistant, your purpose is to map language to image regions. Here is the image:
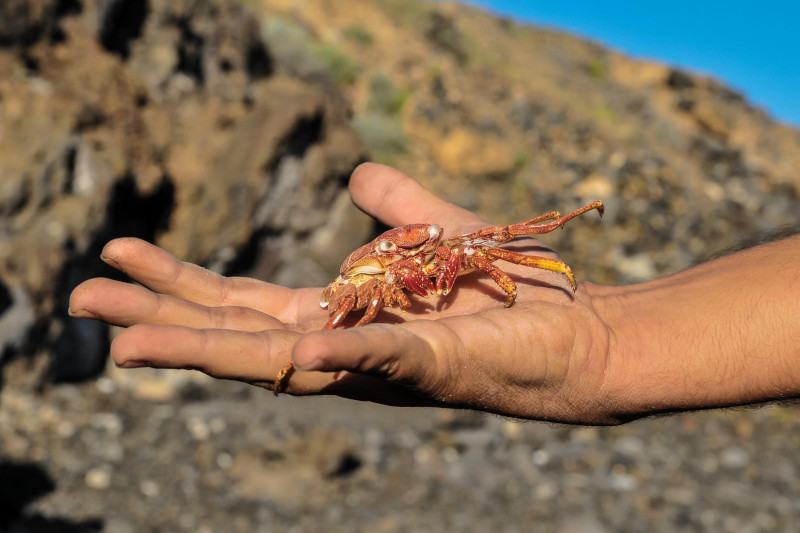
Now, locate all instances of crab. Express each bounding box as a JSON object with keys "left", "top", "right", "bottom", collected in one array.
[{"left": 274, "top": 200, "right": 604, "bottom": 394}]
